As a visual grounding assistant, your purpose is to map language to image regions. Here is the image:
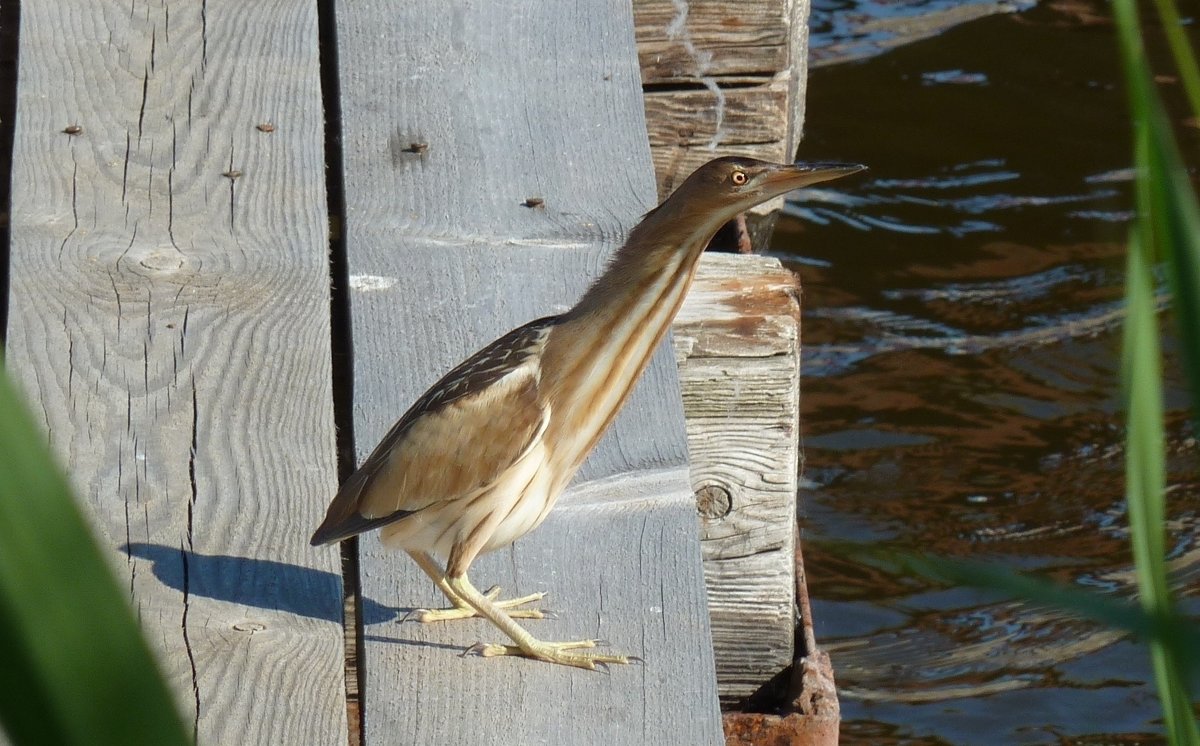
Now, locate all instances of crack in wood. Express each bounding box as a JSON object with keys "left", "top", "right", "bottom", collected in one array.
[
  {"left": 58, "top": 158, "right": 79, "bottom": 263},
  {"left": 182, "top": 381, "right": 201, "bottom": 739}
]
